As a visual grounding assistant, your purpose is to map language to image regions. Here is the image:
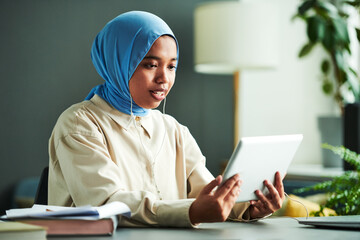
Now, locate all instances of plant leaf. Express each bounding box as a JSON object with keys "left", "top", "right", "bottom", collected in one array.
[
  {"left": 299, "top": 42, "right": 315, "bottom": 57},
  {"left": 322, "top": 79, "right": 333, "bottom": 95},
  {"left": 355, "top": 28, "right": 360, "bottom": 42},
  {"left": 317, "top": 1, "right": 339, "bottom": 18},
  {"left": 322, "top": 143, "right": 360, "bottom": 170},
  {"left": 298, "top": 0, "right": 316, "bottom": 15},
  {"left": 334, "top": 52, "right": 345, "bottom": 71},
  {"left": 349, "top": 67, "right": 358, "bottom": 76},
  {"left": 322, "top": 24, "right": 336, "bottom": 51},
  {"left": 345, "top": 69, "right": 360, "bottom": 101},
  {"left": 307, "top": 16, "right": 326, "bottom": 42},
  {"left": 333, "top": 18, "right": 350, "bottom": 44},
  {"left": 345, "top": 0, "right": 360, "bottom": 7},
  {"left": 321, "top": 59, "right": 330, "bottom": 74}
]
